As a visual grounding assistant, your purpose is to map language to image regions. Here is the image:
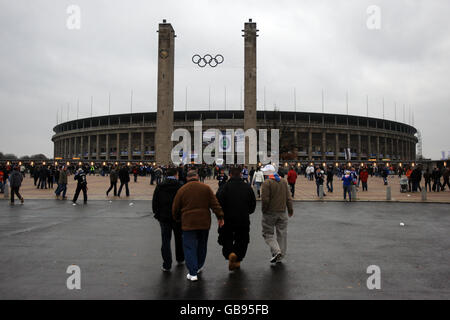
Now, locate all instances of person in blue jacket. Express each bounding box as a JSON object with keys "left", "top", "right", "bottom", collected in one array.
[{"left": 342, "top": 170, "right": 353, "bottom": 202}]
